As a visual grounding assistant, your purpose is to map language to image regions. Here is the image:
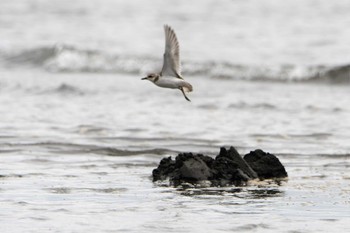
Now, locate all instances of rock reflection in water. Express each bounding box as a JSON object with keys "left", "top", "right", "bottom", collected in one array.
[{"left": 176, "top": 186, "right": 284, "bottom": 199}]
